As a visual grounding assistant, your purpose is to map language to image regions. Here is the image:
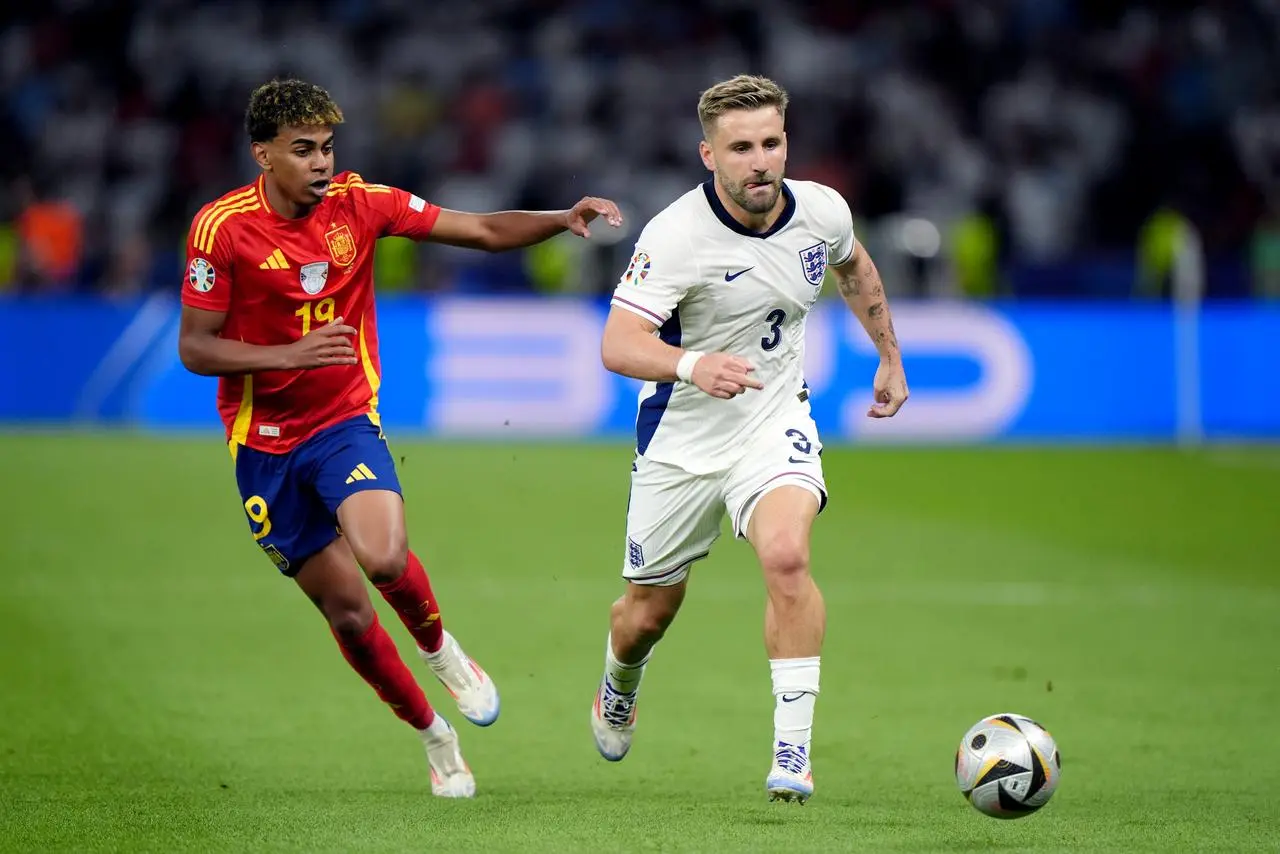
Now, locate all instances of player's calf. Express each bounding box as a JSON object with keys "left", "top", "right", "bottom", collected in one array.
[
  {"left": 373, "top": 550, "right": 445, "bottom": 654},
  {"left": 755, "top": 530, "right": 816, "bottom": 630},
  {"left": 744, "top": 487, "right": 825, "bottom": 804},
  {"left": 331, "top": 612, "right": 436, "bottom": 730},
  {"left": 591, "top": 633, "right": 648, "bottom": 762},
  {"left": 747, "top": 486, "right": 825, "bottom": 659},
  {"left": 609, "top": 579, "right": 686, "bottom": 660},
  {"left": 296, "top": 542, "right": 441, "bottom": 738},
  {"left": 591, "top": 581, "right": 685, "bottom": 761},
  {"left": 336, "top": 486, "right": 497, "bottom": 726}
]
